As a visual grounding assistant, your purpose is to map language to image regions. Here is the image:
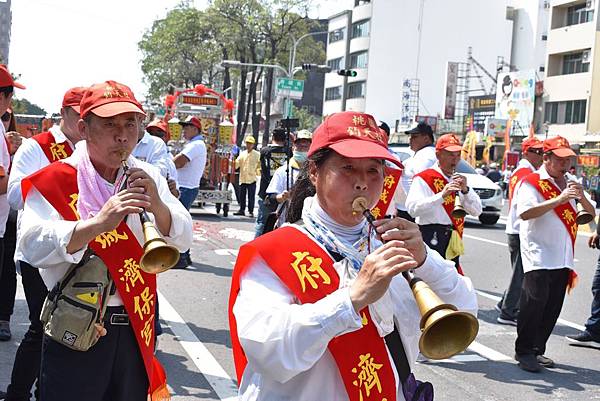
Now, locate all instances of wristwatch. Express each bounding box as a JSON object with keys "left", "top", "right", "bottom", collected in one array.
[{"left": 460, "top": 187, "right": 469, "bottom": 194}]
